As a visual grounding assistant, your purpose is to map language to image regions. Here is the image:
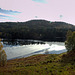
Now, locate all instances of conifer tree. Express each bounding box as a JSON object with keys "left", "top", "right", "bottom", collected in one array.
[{"left": 65, "top": 31, "right": 75, "bottom": 52}]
